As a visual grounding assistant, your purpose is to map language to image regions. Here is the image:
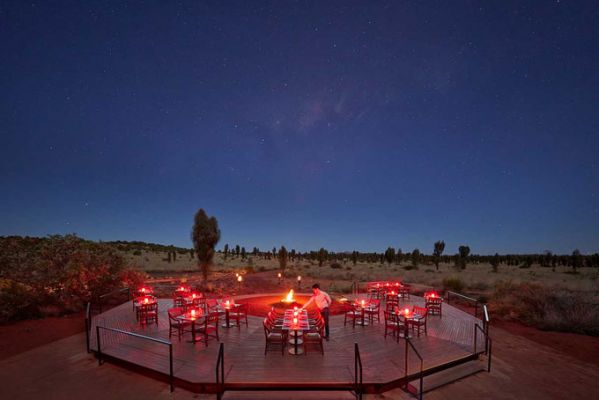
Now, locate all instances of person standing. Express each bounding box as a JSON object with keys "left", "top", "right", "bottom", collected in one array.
[{"left": 301, "top": 283, "right": 332, "bottom": 340}]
